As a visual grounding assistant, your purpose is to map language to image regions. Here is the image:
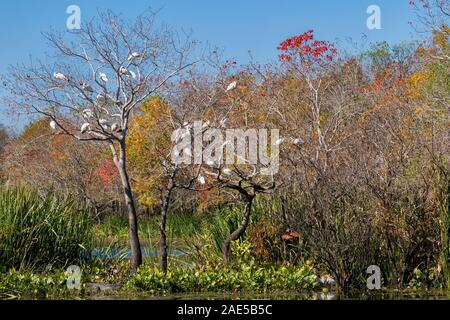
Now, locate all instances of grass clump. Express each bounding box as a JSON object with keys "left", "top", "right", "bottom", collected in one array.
[{"left": 0, "top": 187, "right": 93, "bottom": 271}]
